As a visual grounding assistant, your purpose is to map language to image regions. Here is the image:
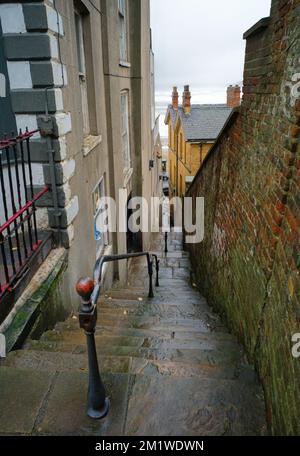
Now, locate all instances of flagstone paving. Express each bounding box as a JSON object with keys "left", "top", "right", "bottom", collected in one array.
[{"left": 0, "top": 232, "right": 267, "bottom": 436}]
